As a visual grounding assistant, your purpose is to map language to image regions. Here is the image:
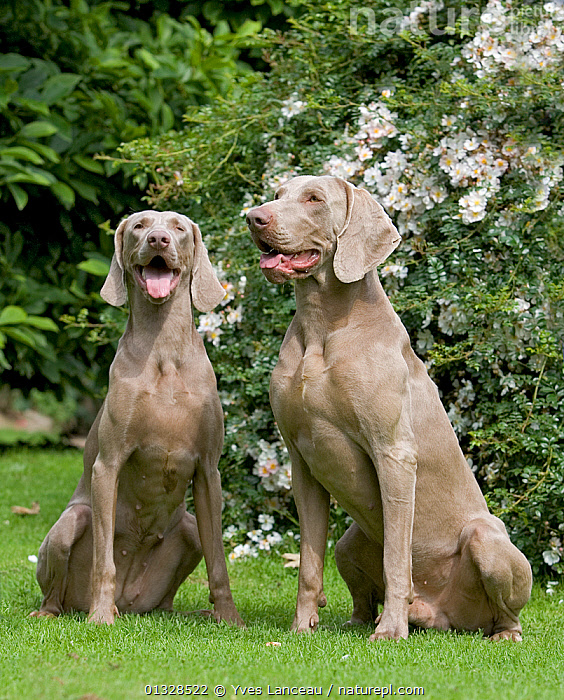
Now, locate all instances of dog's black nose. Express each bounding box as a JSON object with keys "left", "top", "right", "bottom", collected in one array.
[{"left": 148, "top": 231, "right": 170, "bottom": 249}]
